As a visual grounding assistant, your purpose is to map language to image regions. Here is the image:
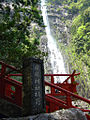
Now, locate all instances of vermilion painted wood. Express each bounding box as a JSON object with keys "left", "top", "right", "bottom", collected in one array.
[
  {"left": 0, "top": 61, "right": 90, "bottom": 119},
  {"left": 0, "top": 61, "right": 22, "bottom": 106},
  {"left": 44, "top": 73, "right": 80, "bottom": 77},
  {"left": 45, "top": 81, "right": 90, "bottom": 104},
  {"left": 4, "top": 78, "right": 22, "bottom": 106},
  {"left": 46, "top": 94, "right": 67, "bottom": 105},
  {"left": 0, "top": 61, "right": 20, "bottom": 72},
  {"left": 86, "top": 114, "right": 90, "bottom": 120},
  {"left": 0, "top": 63, "right": 6, "bottom": 98},
  {"left": 46, "top": 96, "right": 68, "bottom": 113}
]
